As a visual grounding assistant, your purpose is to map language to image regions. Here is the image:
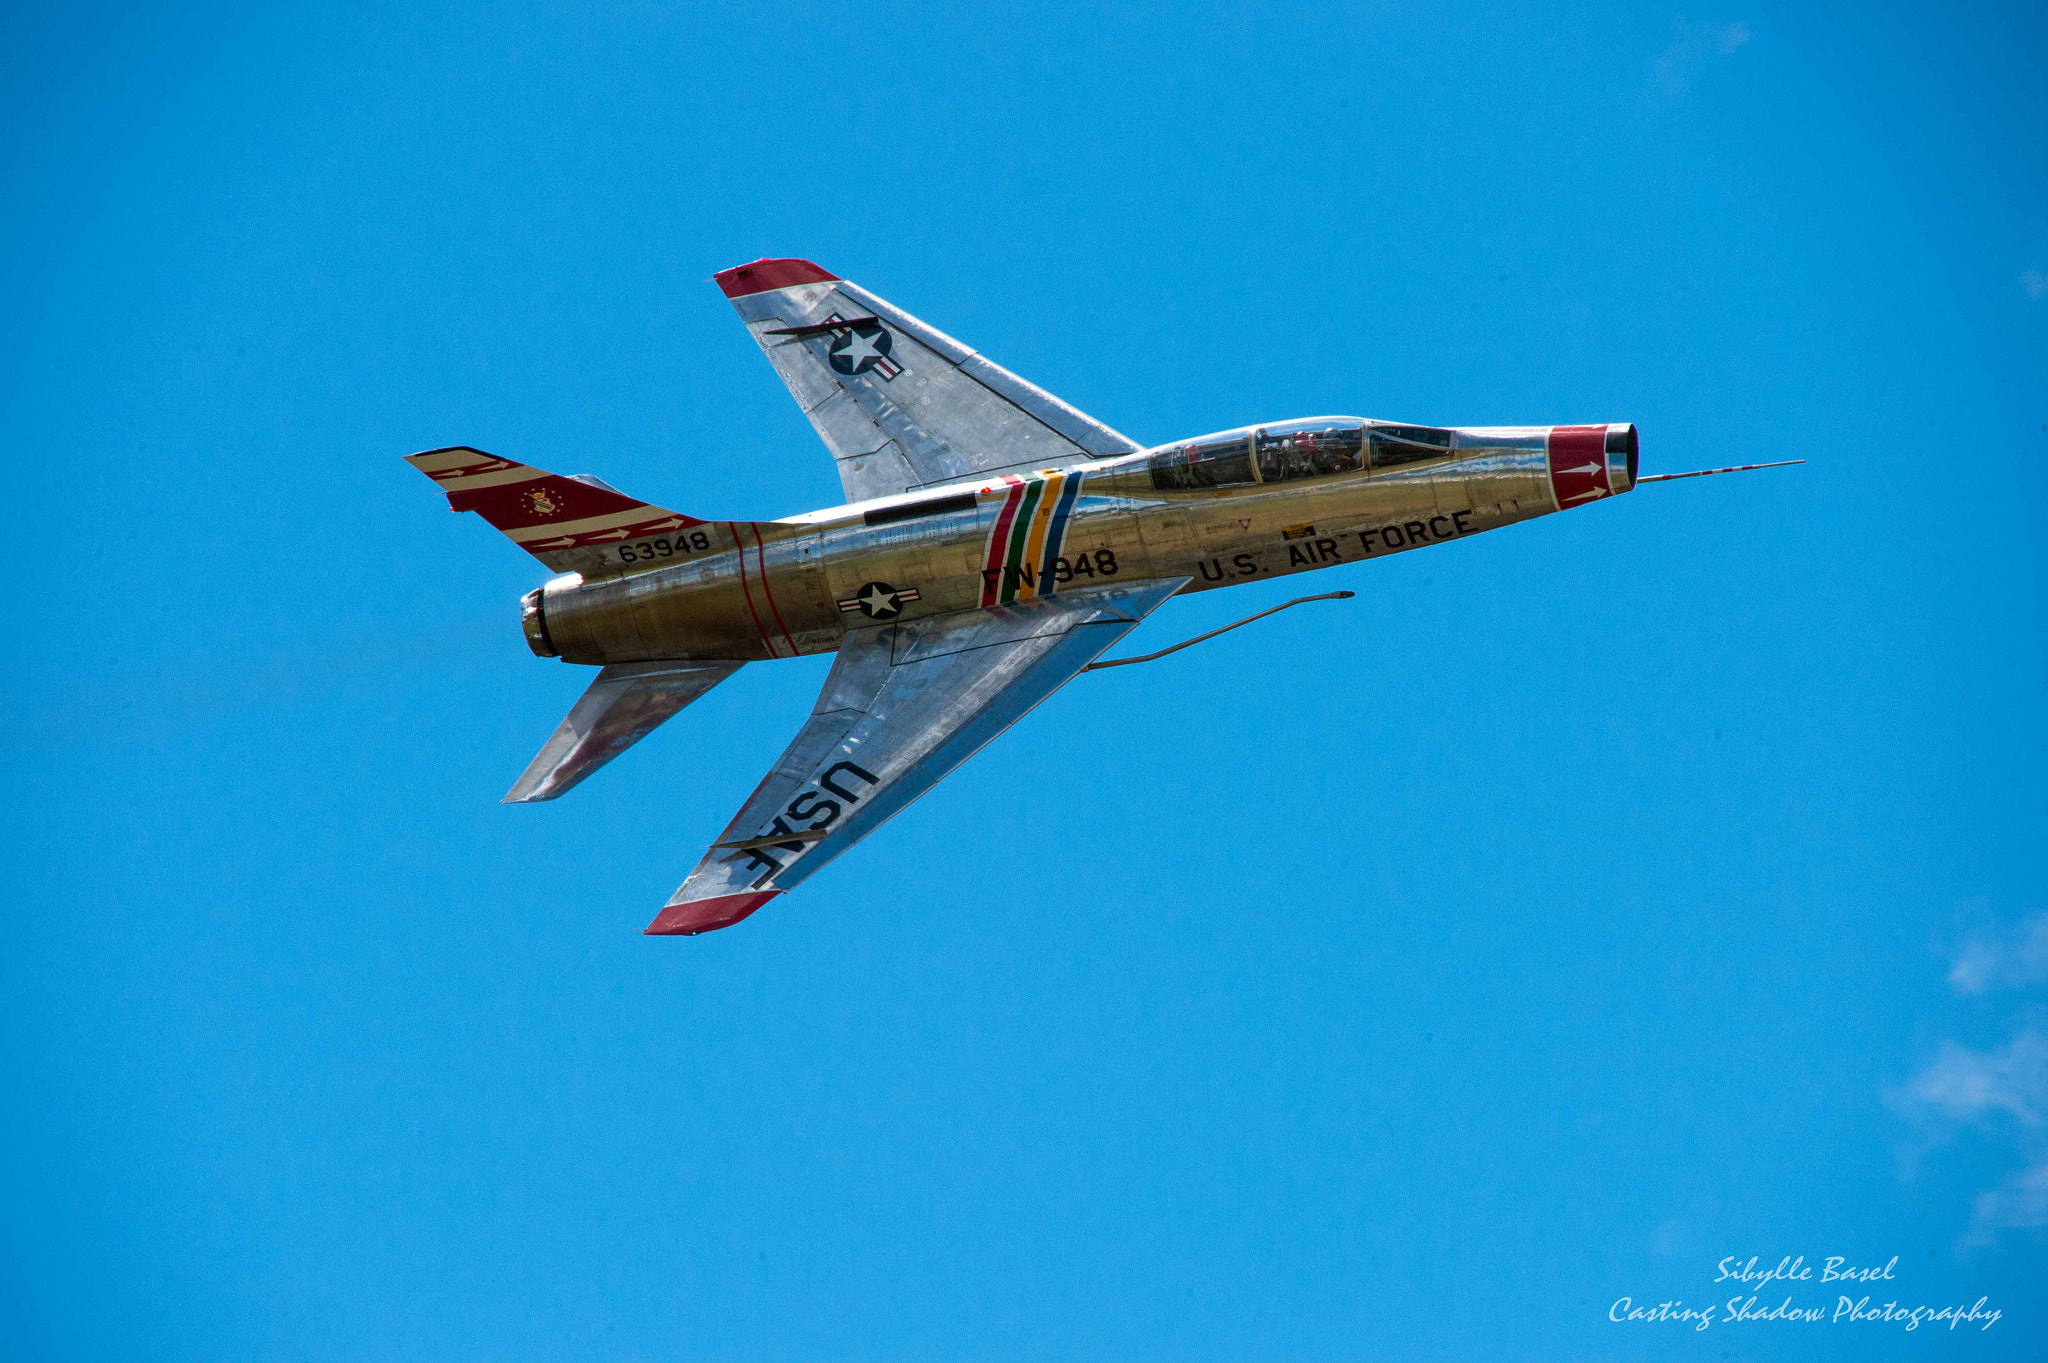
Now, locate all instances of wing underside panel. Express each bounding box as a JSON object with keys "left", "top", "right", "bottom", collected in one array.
[
  {"left": 647, "top": 578, "right": 1189, "bottom": 934},
  {"left": 505, "top": 659, "right": 744, "bottom": 803}
]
